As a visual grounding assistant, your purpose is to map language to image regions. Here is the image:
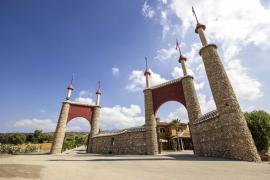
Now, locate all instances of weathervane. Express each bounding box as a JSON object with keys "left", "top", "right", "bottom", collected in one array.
[
  {"left": 98, "top": 80, "right": 101, "bottom": 90},
  {"left": 192, "top": 6, "right": 199, "bottom": 24},
  {"left": 70, "top": 73, "right": 74, "bottom": 85},
  {"left": 145, "top": 56, "right": 148, "bottom": 70},
  {"left": 175, "top": 39, "right": 182, "bottom": 56}
]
